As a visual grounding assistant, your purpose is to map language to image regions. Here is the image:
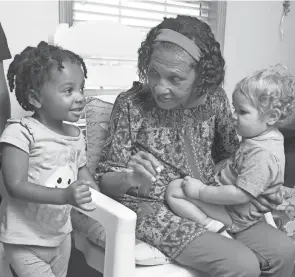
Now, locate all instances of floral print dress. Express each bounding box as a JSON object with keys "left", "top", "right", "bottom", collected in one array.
[{"left": 97, "top": 82, "right": 239, "bottom": 259}]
